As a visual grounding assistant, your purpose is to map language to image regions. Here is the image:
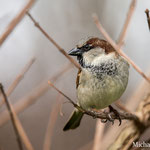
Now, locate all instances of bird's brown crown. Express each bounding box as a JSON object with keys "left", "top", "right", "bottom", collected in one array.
[{"left": 85, "top": 37, "right": 115, "bottom": 54}]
